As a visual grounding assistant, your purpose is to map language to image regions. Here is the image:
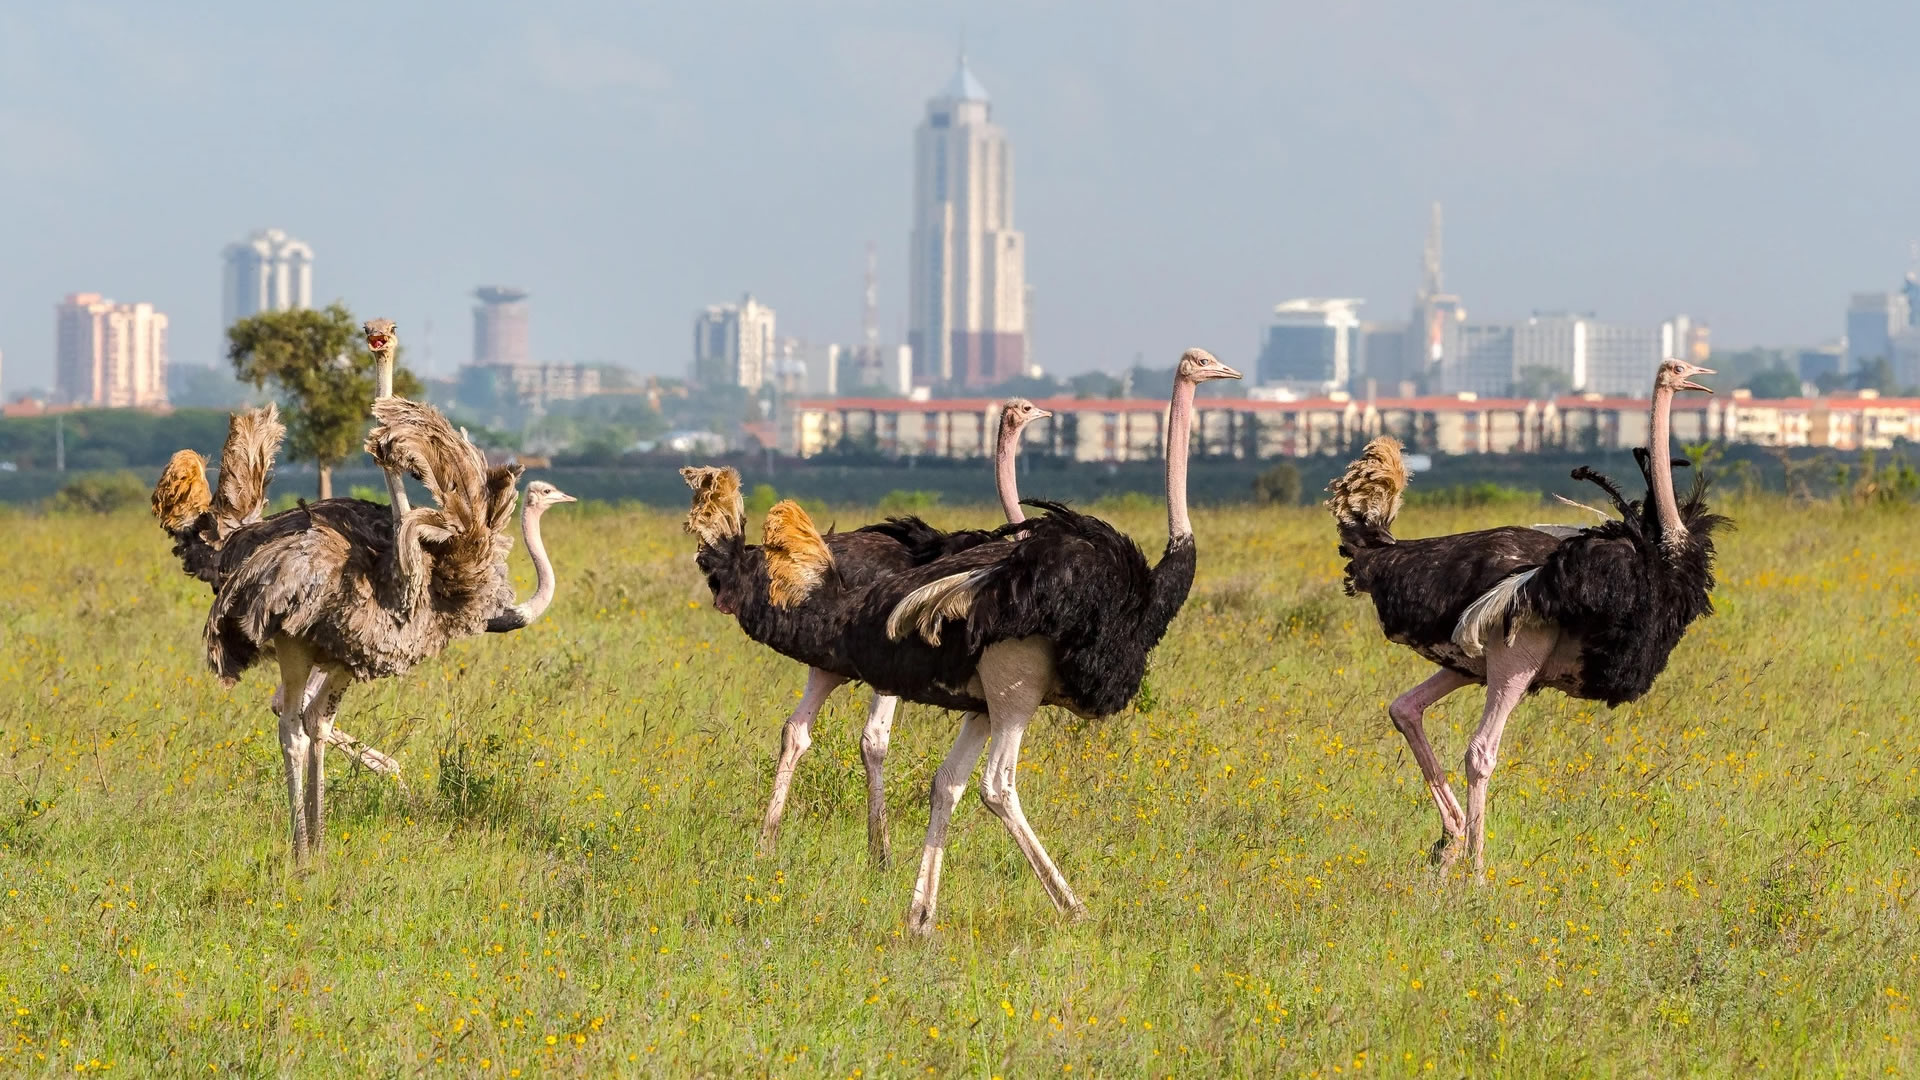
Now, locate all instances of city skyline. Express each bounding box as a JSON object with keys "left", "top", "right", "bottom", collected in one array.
[{"left": 2, "top": 2, "right": 1918, "bottom": 396}]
